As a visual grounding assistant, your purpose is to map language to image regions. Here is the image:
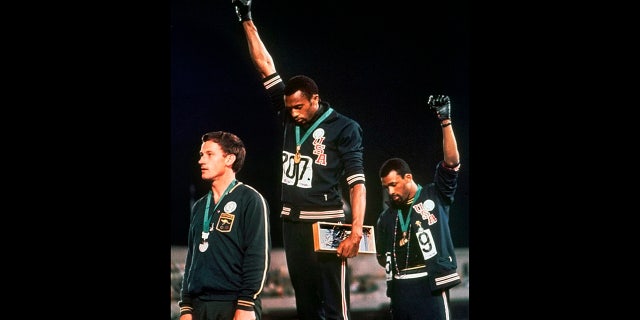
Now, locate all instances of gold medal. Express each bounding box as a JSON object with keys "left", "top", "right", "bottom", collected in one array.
[{"left": 294, "top": 146, "right": 301, "bottom": 164}]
